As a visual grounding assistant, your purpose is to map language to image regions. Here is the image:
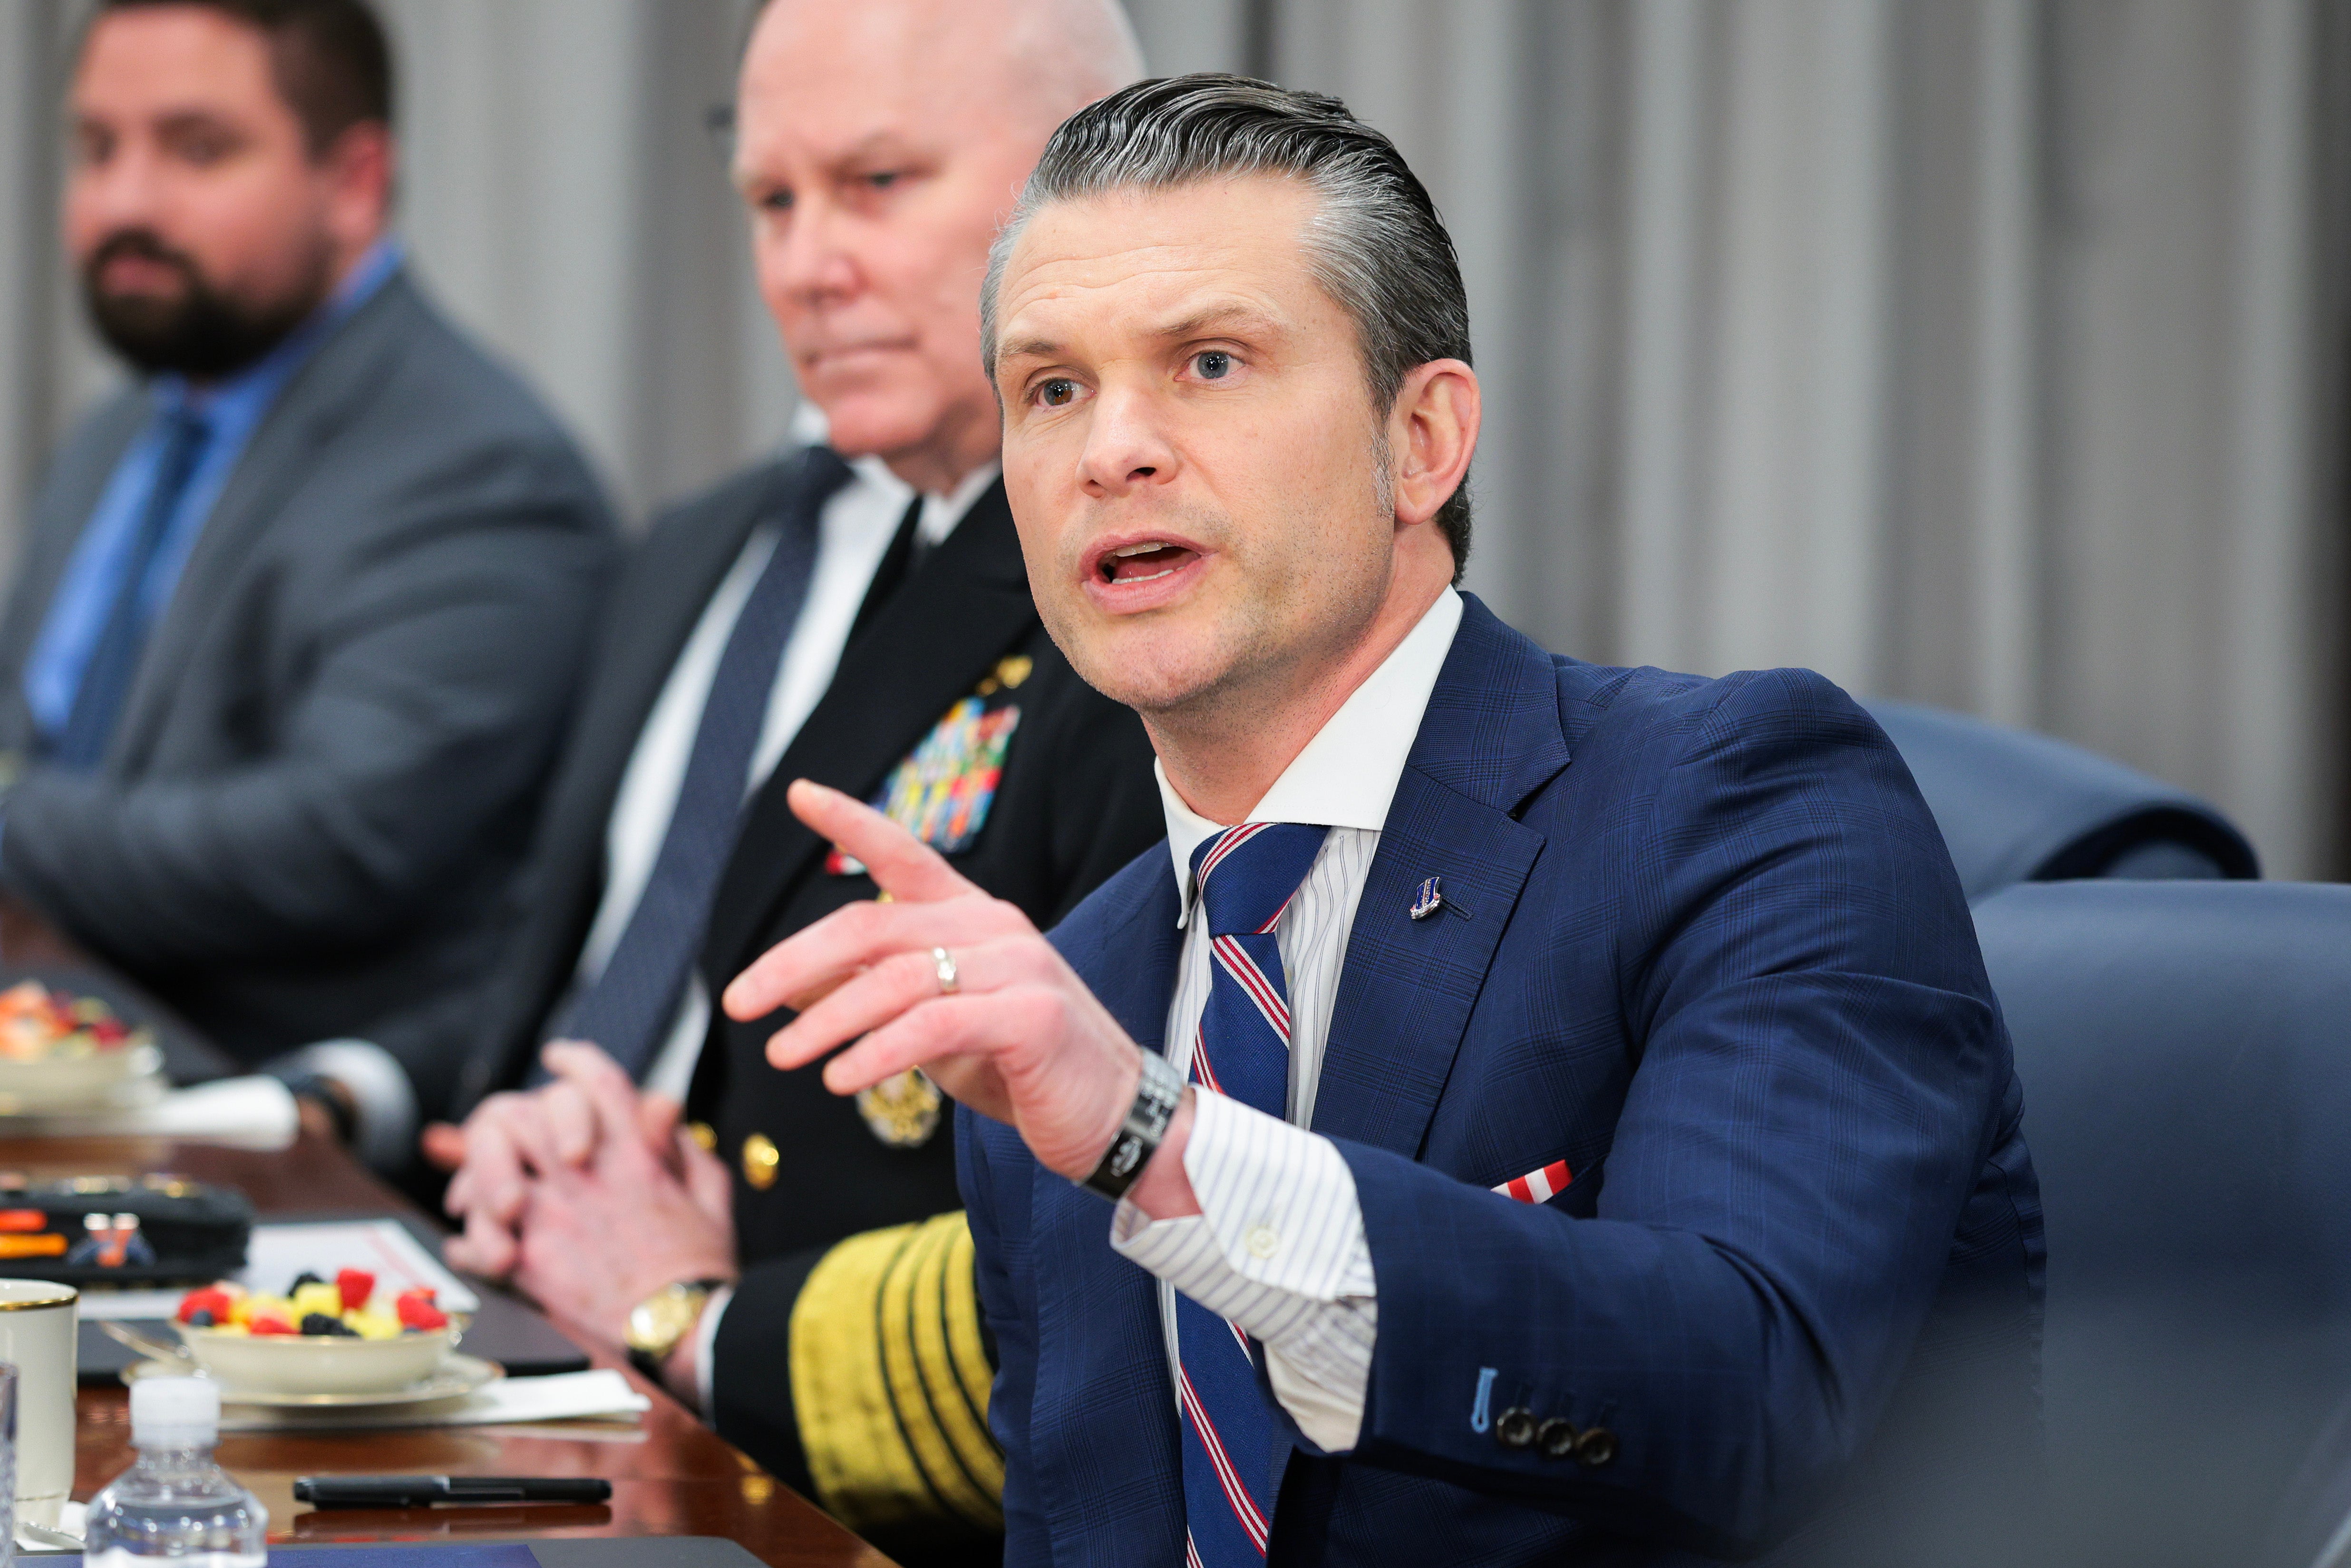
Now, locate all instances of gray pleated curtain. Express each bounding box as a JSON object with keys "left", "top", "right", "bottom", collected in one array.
[{"left": 2, "top": 0, "right": 2343, "bottom": 876}]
